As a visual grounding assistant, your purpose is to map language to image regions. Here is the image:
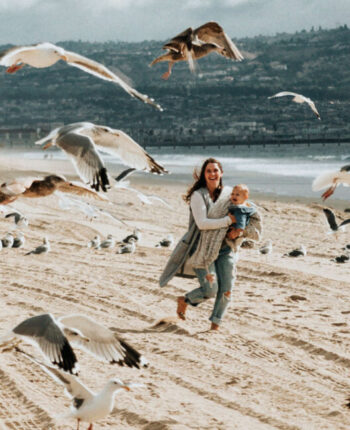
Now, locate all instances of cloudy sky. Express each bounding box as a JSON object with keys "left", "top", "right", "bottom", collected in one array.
[{"left": 0, "top": 0, "right": 349, "bottom": 44}]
